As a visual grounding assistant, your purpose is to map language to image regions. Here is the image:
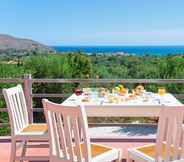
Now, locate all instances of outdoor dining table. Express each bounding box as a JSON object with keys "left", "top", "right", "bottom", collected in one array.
[{"left": 62, "top": 92, "right": 183, "bottom": 117}]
